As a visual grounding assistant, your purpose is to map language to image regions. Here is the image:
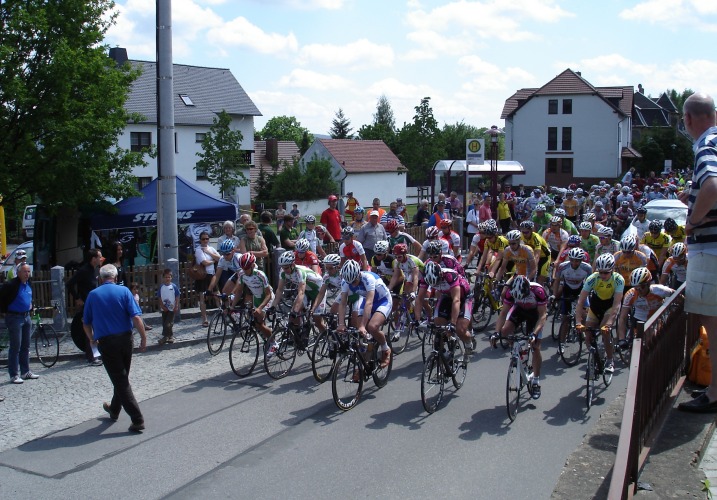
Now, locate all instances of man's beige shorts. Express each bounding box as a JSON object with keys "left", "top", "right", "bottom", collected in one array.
[{"left": 685, "top": 252, "right": 717, "bottom": 315}]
